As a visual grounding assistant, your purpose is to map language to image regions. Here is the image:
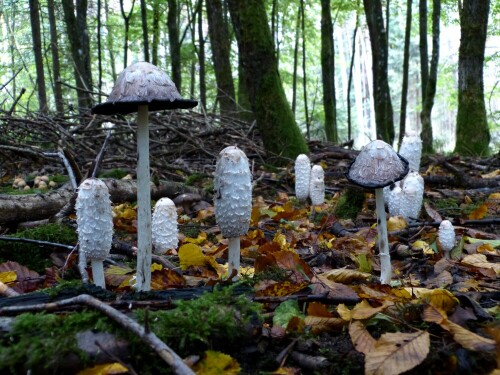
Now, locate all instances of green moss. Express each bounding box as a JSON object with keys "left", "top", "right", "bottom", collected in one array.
[
  {"left": 0, "top": 224, "right": 77, "bottom": 272},
  {"left": 136, "top": 285, "right": 262, "bottom": 355},
  {"left": 98, "top": 168, "right": 129, "bottom": 179},
  {"left": 334, "top": 189, "right": 365, "bottom": 220}
]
